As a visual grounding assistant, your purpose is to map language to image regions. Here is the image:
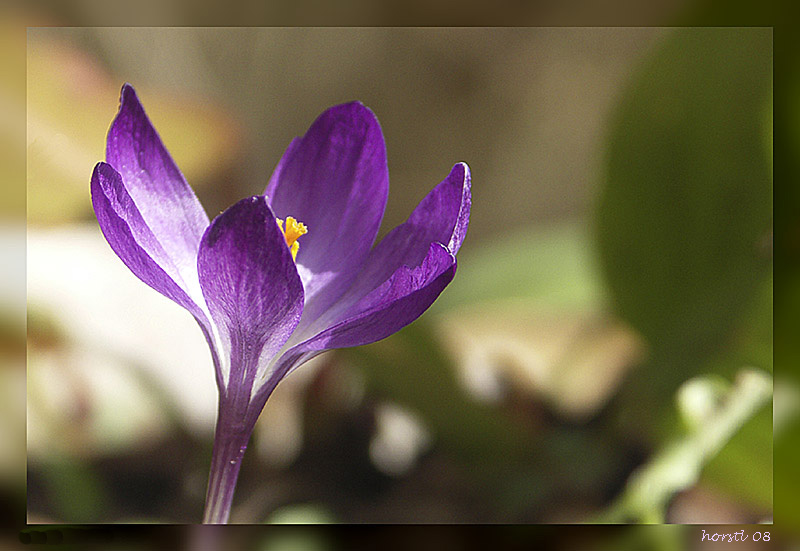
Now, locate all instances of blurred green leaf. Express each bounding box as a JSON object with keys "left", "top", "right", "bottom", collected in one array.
[
  {"left": 433, "top": 222, "right": 603, "bottom": 313},
  {"left": 703, "top": 273, "right": 773, "bottom": 379},
  {"left": 266, "top": 503, "right": 336, "bottom": 524},
  {"left": 701, "top": 401, "right": 772, "bottom": 512},
  {"left": 775, "top": 406, "right": 800, "bottom": 528},
  {"left": 697, "top": 273, "right": 772, "bottom": 511},
  {"left": 36, "top": 454, "right": 107, "bottom": 522},
  {"left": 599, "top": 369, "right": 772, "bottom": 523},
  {"left": 596, "top": 28, "right": 772, "bottom": 390}
]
